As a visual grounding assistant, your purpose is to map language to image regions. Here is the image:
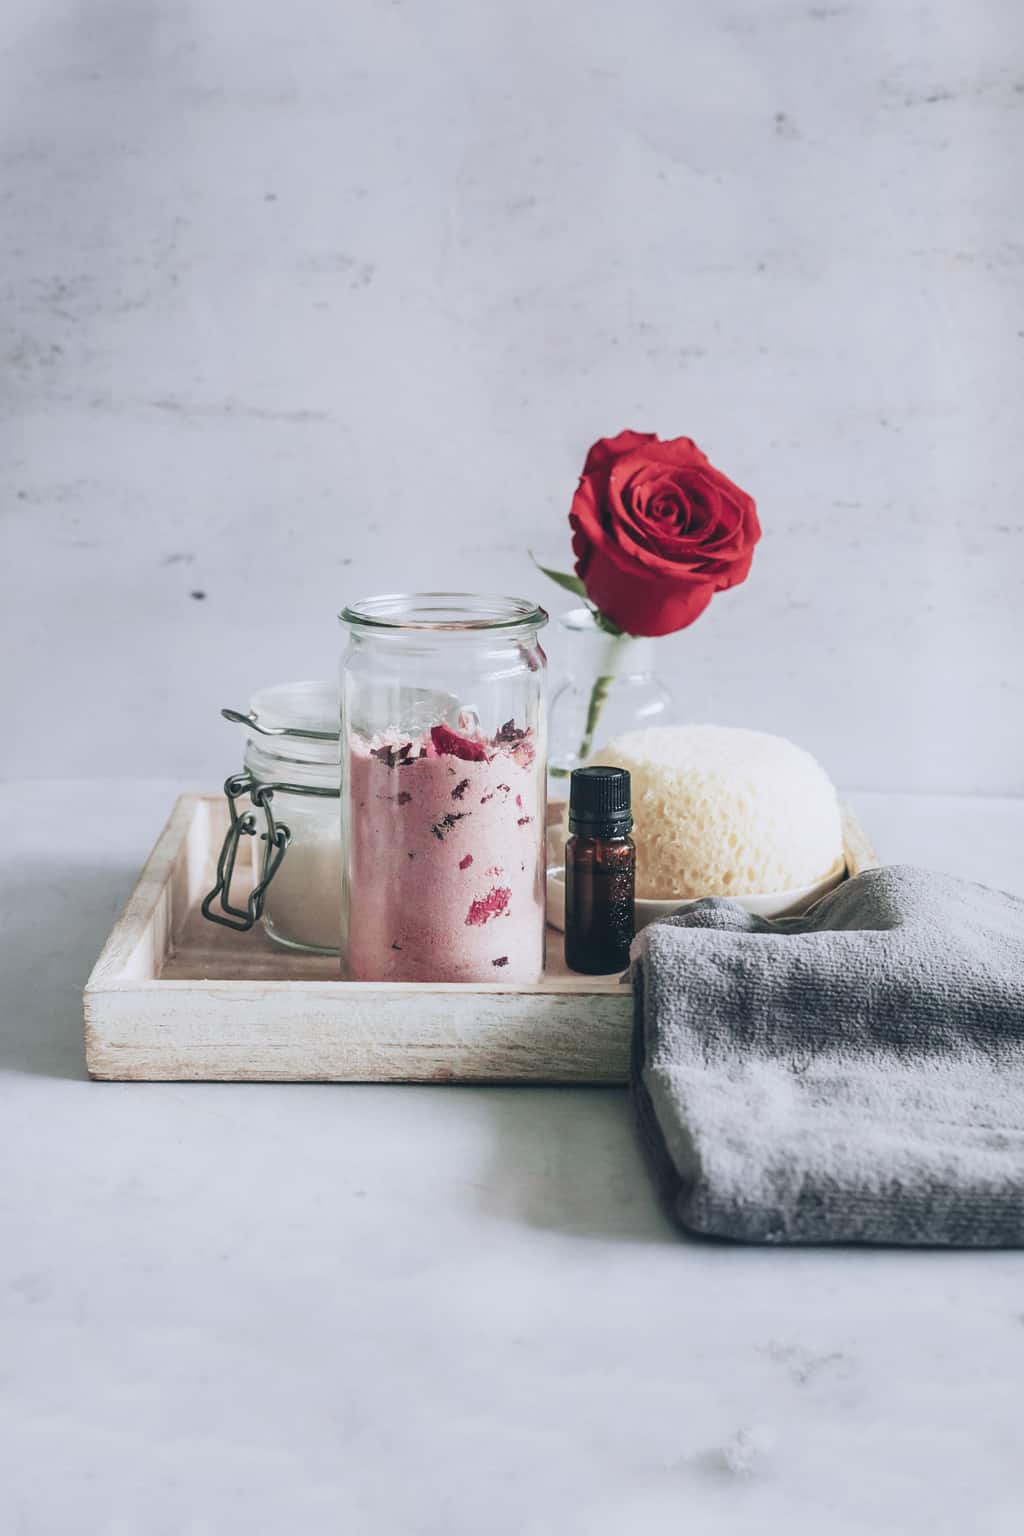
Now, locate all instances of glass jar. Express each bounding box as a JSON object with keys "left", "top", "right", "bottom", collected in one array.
[
  {"left": 548, "top": 607, "right": 675, "bottom": 786},
  {"left": 338, "top": 593, "right": 548, "bottom": 983},
  {"left": 202, "top": 680, "right": 341, "bottom": 954}
]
